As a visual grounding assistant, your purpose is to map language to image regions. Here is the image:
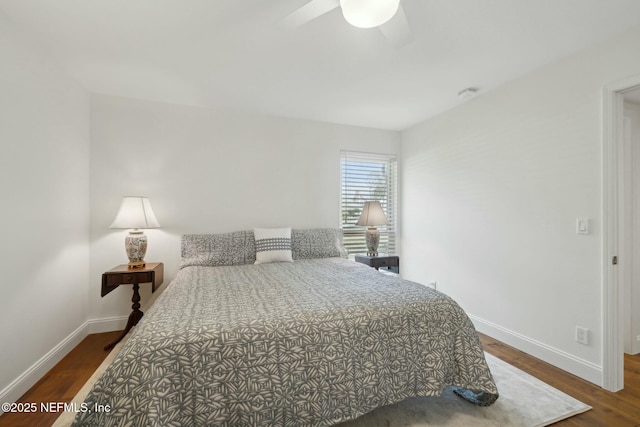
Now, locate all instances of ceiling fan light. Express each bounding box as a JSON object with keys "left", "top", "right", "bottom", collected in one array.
[{"left": 340, "top": 0, "right": 400, "bottom": 29}]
